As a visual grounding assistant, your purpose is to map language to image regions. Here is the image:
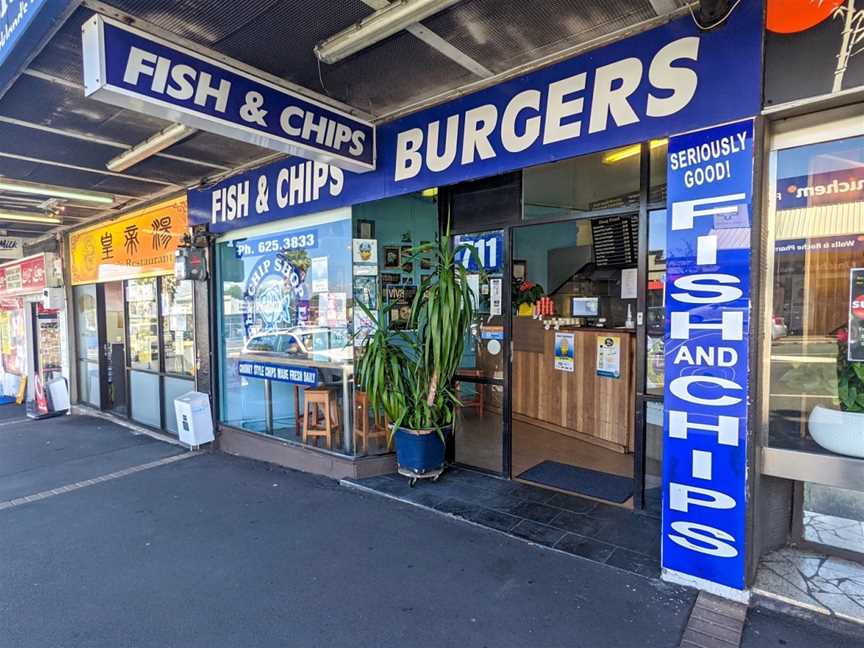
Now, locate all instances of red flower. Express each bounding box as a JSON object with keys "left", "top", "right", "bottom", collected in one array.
[{"left": 837, "top": 328, "right": 848, "bottom": 343}]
